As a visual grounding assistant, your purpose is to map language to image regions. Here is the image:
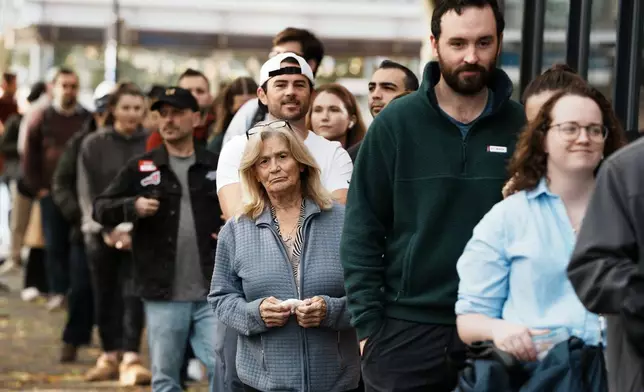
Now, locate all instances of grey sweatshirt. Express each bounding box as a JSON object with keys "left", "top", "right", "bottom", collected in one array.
[{"left": 77, "top": 126, "right": 149, "bottom": 234}]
